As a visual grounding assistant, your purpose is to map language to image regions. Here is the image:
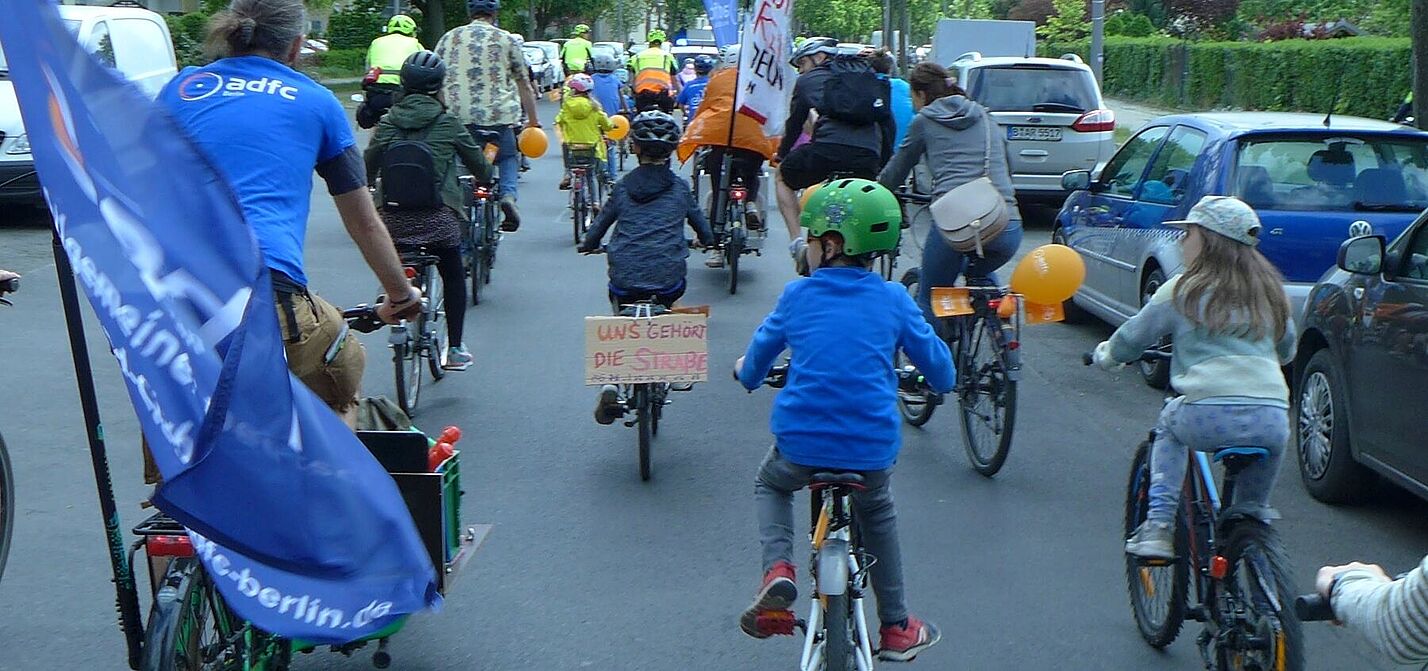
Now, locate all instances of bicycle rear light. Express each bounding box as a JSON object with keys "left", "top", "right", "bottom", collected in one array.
[
  {"left": 146, "top": 534, "right": 195, "bottom": 558},
  {"left": 730, "top": 188, "right": 747, "bottom": 202},
  {"left": 1209, "top": 555, "right": 1228, "bottom": 580},
  {"left": 474, "top": 186, "right": 492, "bottom": 200},
  {"left": 403, "top": 267, "right": 418, "bottom": 280}
]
